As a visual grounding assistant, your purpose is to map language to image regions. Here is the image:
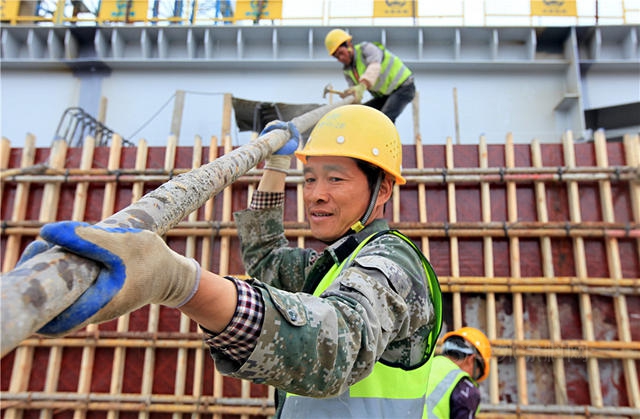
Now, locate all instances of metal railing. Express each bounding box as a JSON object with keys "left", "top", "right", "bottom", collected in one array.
[{"left": 1, "top": 0, "right": 638, "bottom": 26}]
